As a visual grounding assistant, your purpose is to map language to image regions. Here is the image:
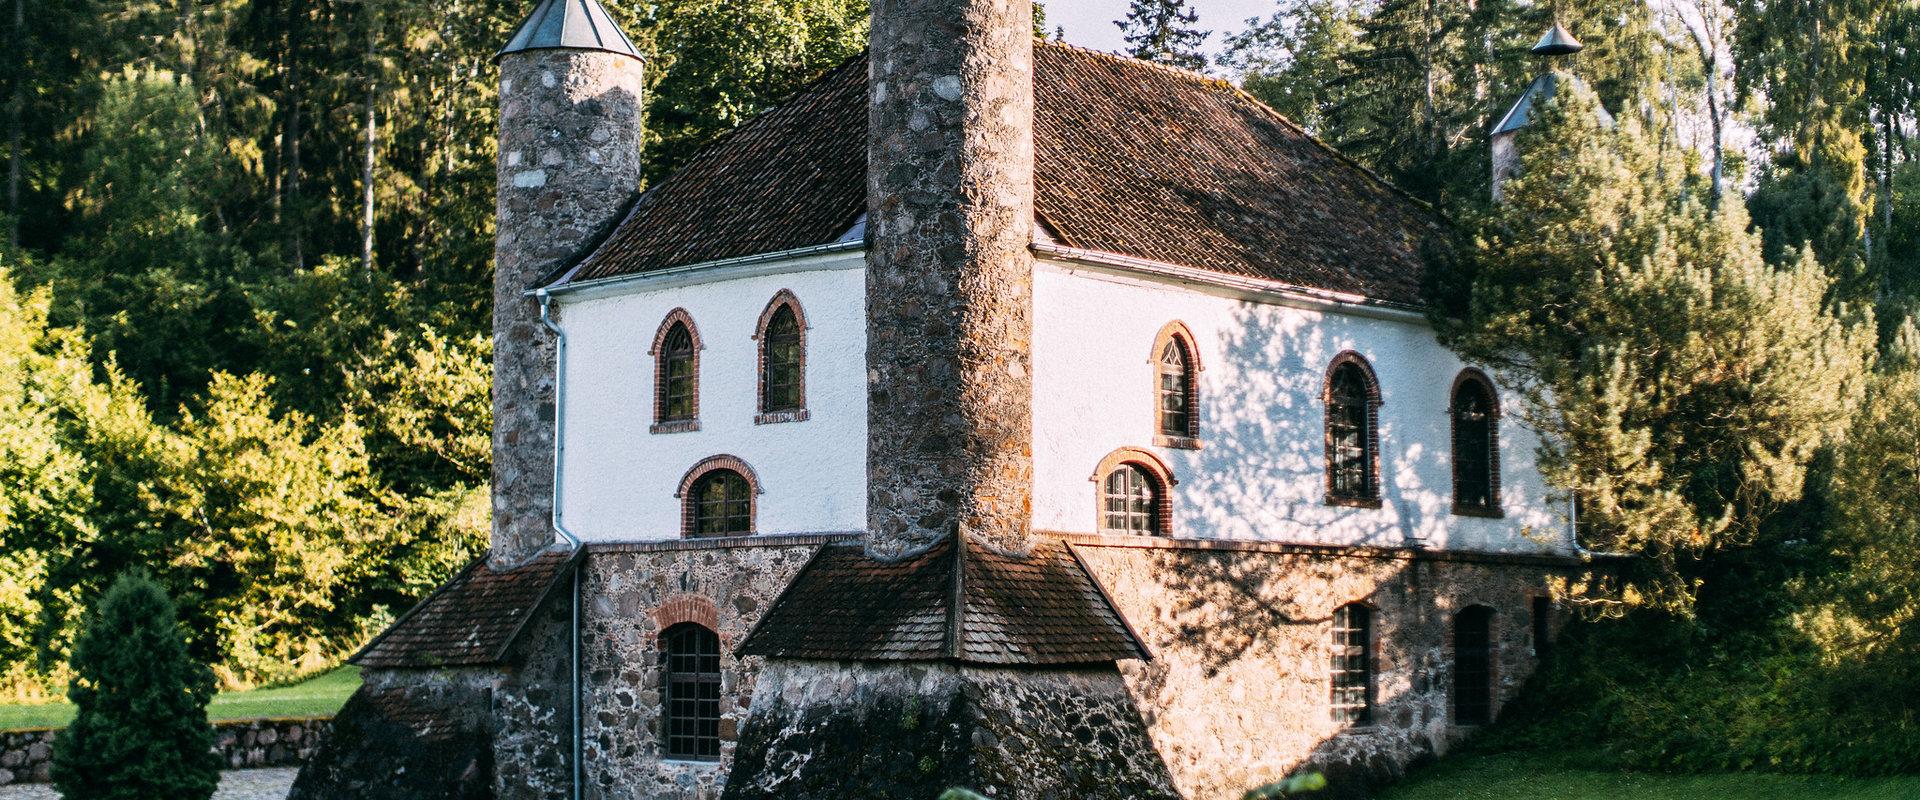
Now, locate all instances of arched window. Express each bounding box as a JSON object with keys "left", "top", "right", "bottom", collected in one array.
[
  {"left": 1324, "top": 353, "right": 1382, "bottom": 505},
  {"left": 1092, "top": 448, "right": 1176, "bottom": 536},
  {"left": 1151, "top": 322, "right": 1201, "bottom": 447},
  {"left": 1330, "top": 603, "right": 1374, "bottom": 725},
  {"left": 1453, "top": 606, "right": 1495, "bottom": 725},
  {"left": 755, "top": 291, "right": 808, "bottom": 422},
  {"left": 660, "top": 622, "right": 722, "bottom": 761},
  {"left": 650, "top": 309, "right": 702, "bottom": 433},
  {"left": 1451, "top": 371, "right": 1501, "bottom": 515},
  {"left": 678, "top": 456, "right": 760, "bottom": 538}
]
